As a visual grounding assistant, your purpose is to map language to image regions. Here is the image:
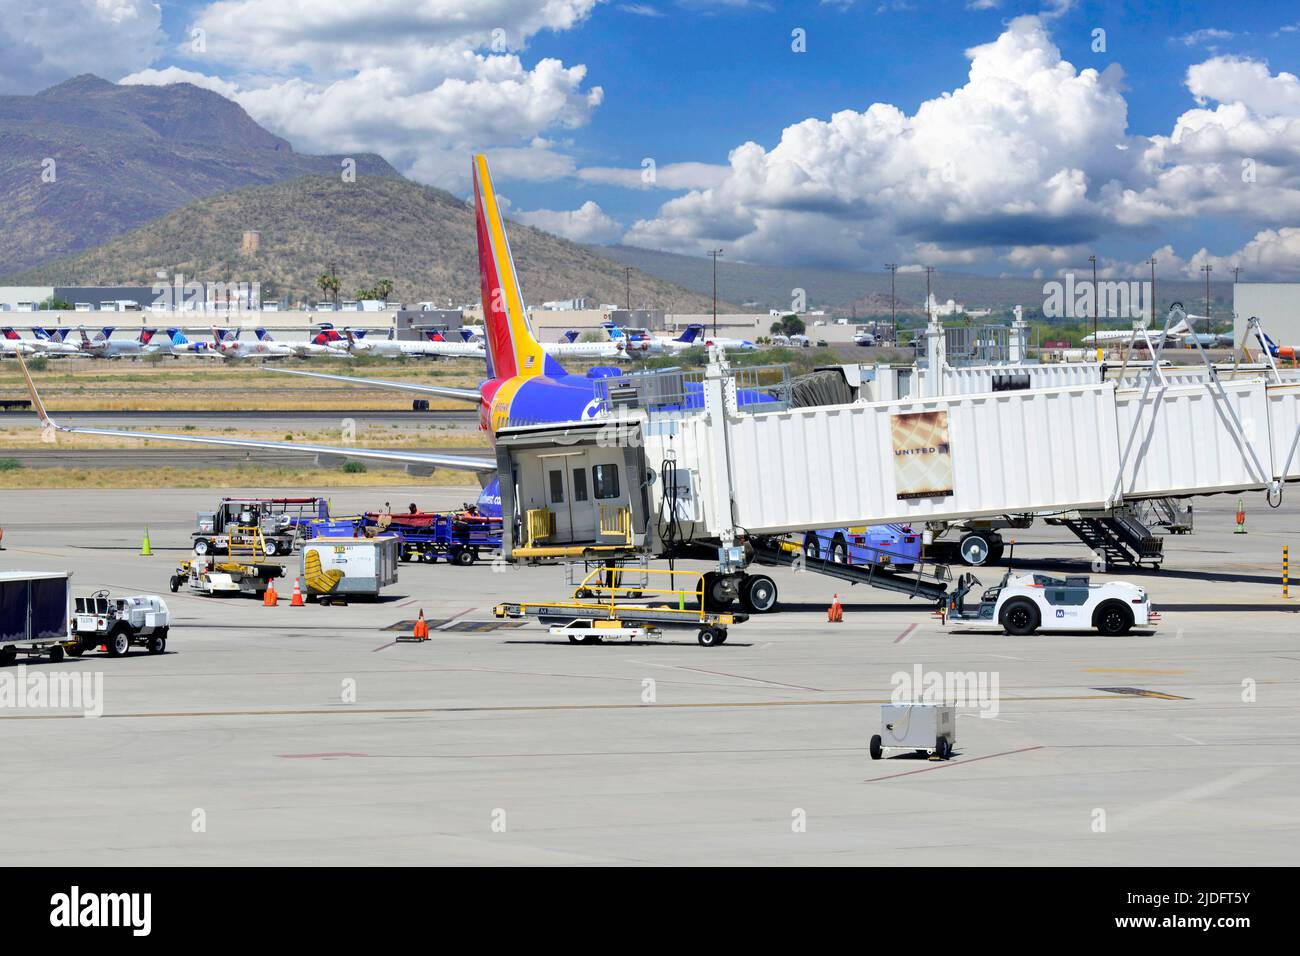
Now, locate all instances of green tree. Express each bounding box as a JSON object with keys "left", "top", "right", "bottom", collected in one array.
[
  {"left": 373, "top": 278, "right": 394, "bottom": 303},
  {"left": 316, "top": 269, "right": 341, "bottom": 306}
]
